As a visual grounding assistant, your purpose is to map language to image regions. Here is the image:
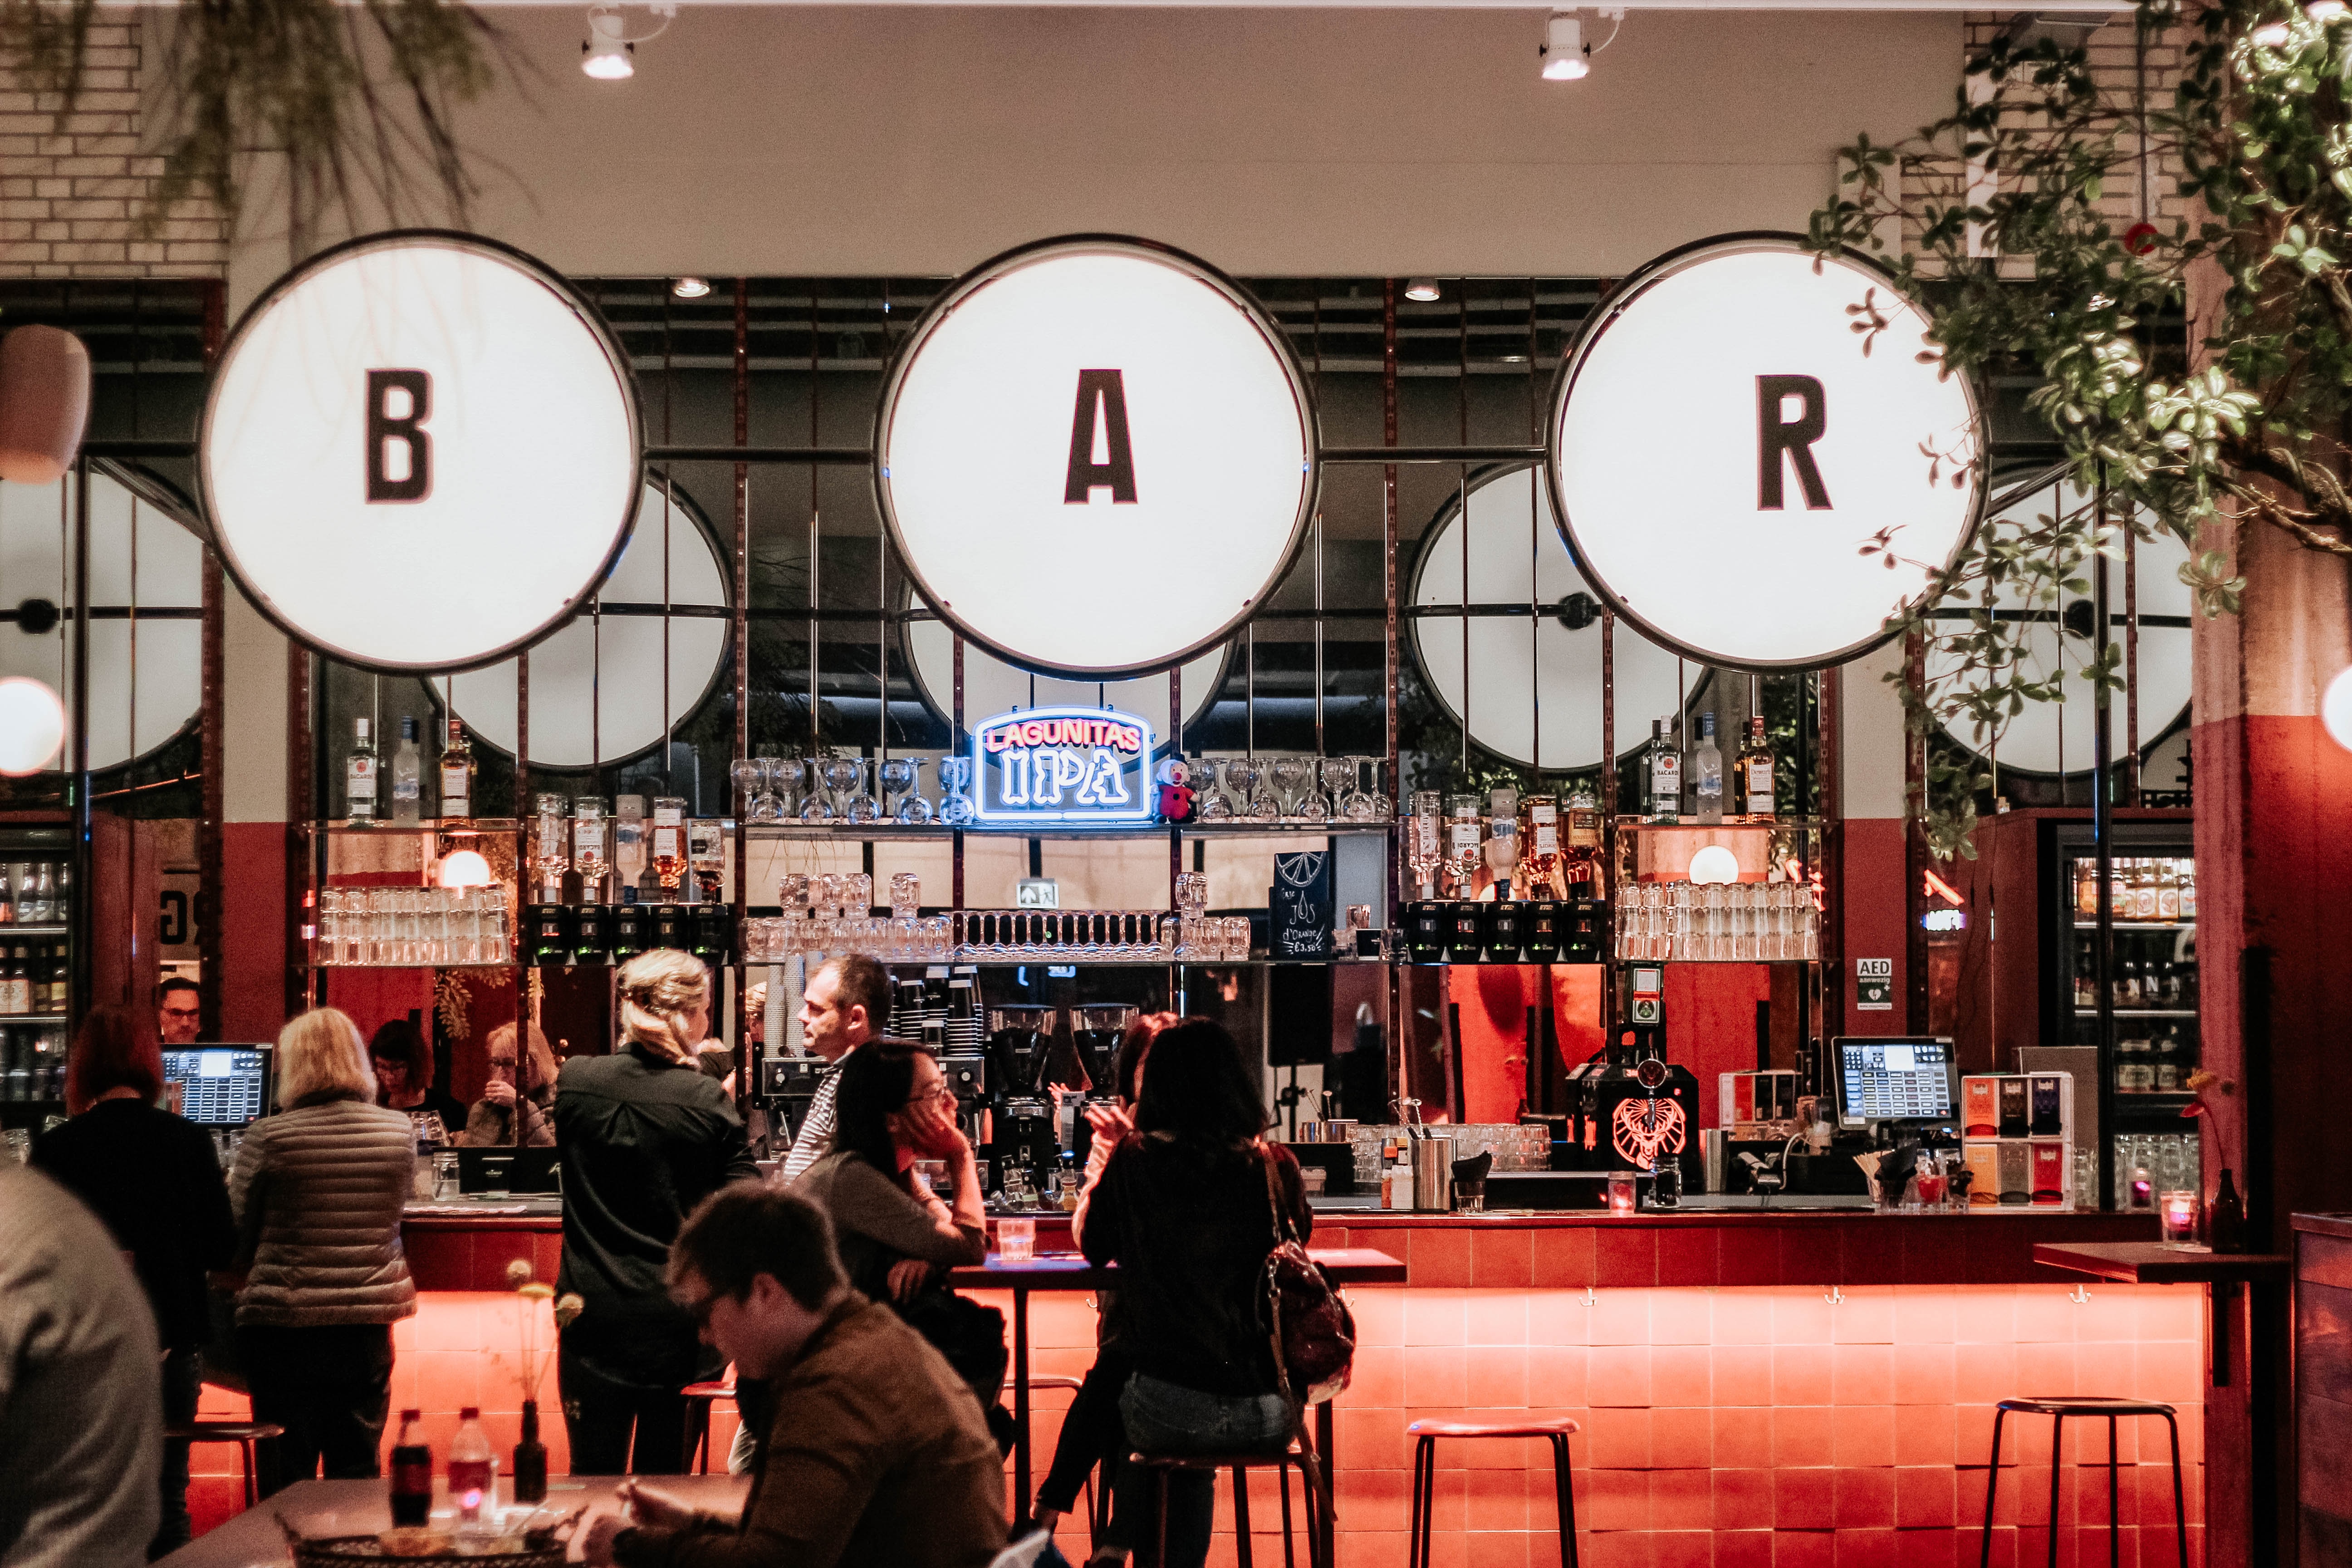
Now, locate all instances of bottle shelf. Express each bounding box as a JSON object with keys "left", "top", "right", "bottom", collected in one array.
[
  {"left": 305, "top": 819, "right": 524, "bottom": 836},
  {"left": 2073, "top": 921, "right": 2194, "bottom": 931},
  {"left": 741, "top": 820, "right": 1391, "bottom": 842},
  {"left": 1611, "top": 816, "right": 1824, "bottom": 832},
  {"left": 0, "top": 925, "right": 67, "bottom": 937},
  {"left": 2074, "top": 1008, "right": 2197, "bottom": 1018},
  {"left": 0, "top": 1014, "right": 67, "bottom": 1024}
]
